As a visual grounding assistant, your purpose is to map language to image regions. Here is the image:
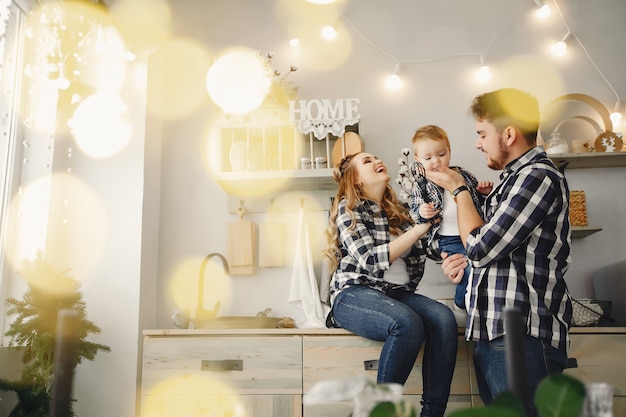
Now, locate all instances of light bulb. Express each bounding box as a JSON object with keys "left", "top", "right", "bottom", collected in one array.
[
  {"left": 610, "top": 111, "right": 622, "bottom": 126},
  {"left": 551, "top": 41, "right": 567, "bottom": 56},
  {"left": 289, "top": 38, "right": 300, "bottom": 47},
  {"left": 551, "top": 33, "right": 571, "bottom": 57},
  {"left": 536, "top": 4, "right": 551, "bottom": 19},
  {"left": 385, "top": 73, "right": 402, "bottom": 90},
  {"left": 321, "top": 25, "right": 337, "bottom": 40},
  {"left": 475, "top": 65, "right": 491, "bottom": 82}
]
